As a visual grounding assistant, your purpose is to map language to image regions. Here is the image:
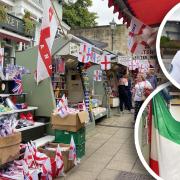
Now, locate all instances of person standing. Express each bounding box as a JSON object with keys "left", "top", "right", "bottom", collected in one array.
[
  {"left": 146, "top": 68, "right": 157, "bottom": 89},
  {"left": 118, "top": 74, "right": 131, "bottom": 112},
  {"left": 133, "top": 73, "right": 152, "bottom": 122}
]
